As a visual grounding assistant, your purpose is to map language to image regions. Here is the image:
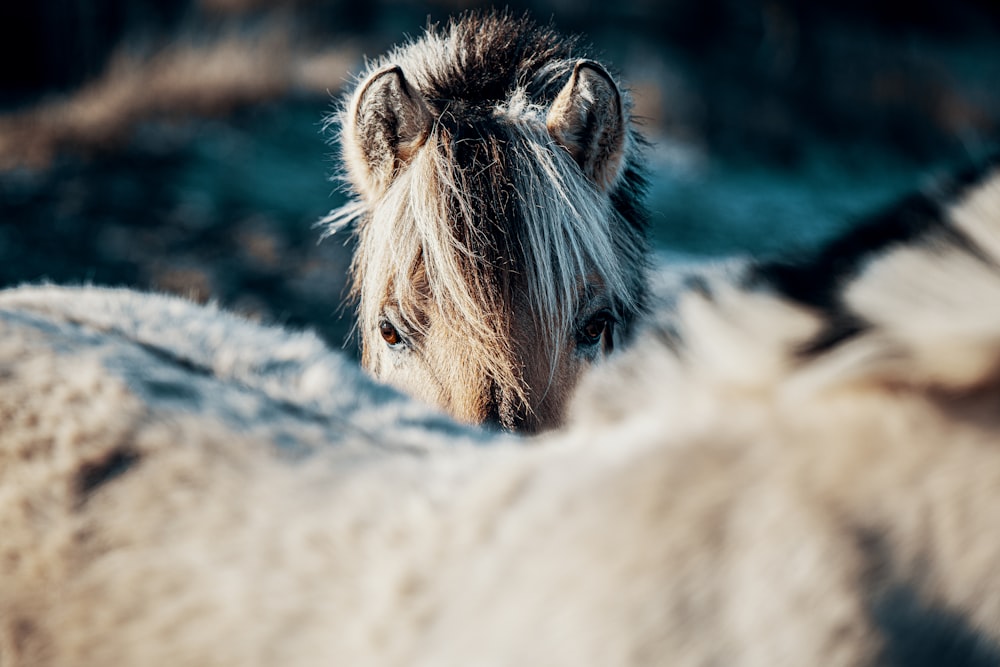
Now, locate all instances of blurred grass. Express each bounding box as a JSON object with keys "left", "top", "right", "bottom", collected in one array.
[
  {"left": 0, "top": 0, "right": 998, "bottom": 350},
  {"left": 0, "top": 24, "right": 357, "bottom": 169},
  {"left": 648, "top": 152, "right": 924, "bottom": 258}
]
